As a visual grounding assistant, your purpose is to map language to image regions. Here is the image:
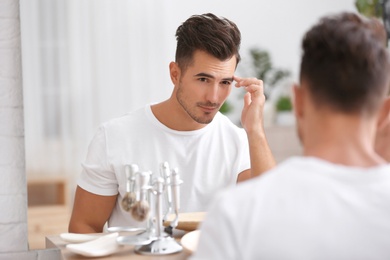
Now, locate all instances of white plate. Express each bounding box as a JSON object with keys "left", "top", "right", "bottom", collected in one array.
[
  {"left": 60, "top": 233, "right": 100, "bottom": 243},
  {"left": 106, "top": 226, "right": 145, "bottom": 233},
  {"left": 180, "top": 230, "right": 201, "bottom": 254},
  {"left": 66, "top": 232, "right": 119, "bottom": 257}
]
